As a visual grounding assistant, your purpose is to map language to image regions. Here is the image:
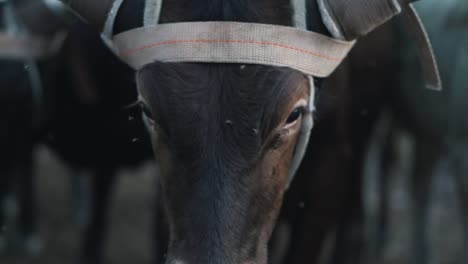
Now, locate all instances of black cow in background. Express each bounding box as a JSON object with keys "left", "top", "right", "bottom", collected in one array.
[
  {"left": 0, "top": 0, "right": 67, "bottom": 254},
  {"left": 45, "top": 22, "right": 153, "bottom": 264},
  {"left": 370, "top": 1, "right": 468, "bottom": 264},
  {"left": 0, "top": 0, "right": 153, "bottom": 263}
]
